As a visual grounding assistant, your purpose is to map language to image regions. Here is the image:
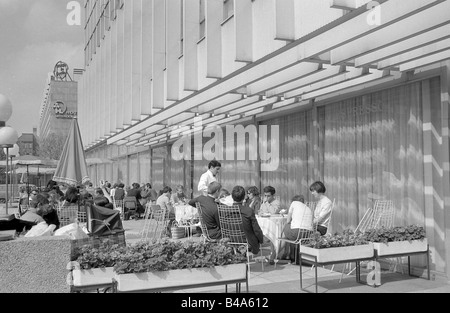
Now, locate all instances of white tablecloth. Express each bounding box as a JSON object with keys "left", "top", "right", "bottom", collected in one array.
[
  {"left": 174, "top": 205, "right": 198, "bottom": 224},
  {"left": 256, "top": 215, "right": 288, "bottom": 259}
]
